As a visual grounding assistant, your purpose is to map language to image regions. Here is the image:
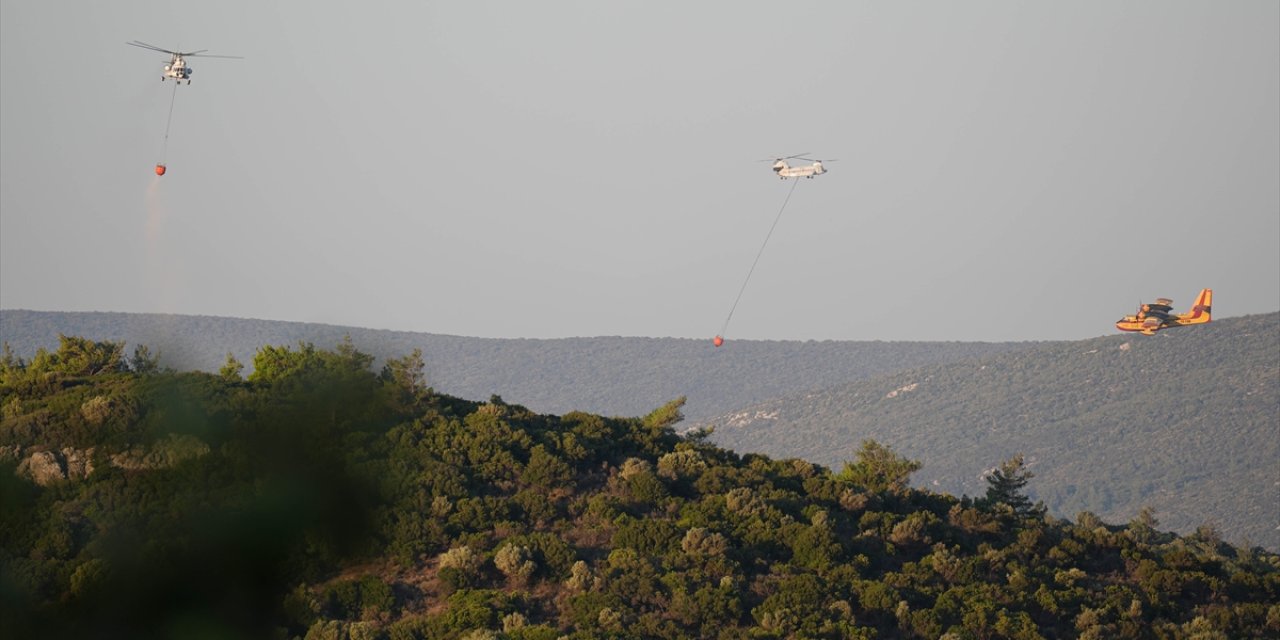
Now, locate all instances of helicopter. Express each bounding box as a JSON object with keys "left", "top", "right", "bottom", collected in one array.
[
  {"left": 126, "top": 41, "right": 242, "bottom": 84},
  {"left": 761, "top": 153, "right": 837, "bottom": 179}
]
